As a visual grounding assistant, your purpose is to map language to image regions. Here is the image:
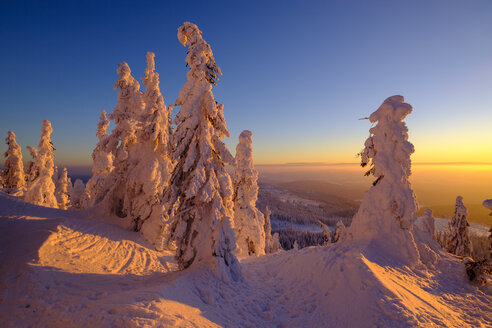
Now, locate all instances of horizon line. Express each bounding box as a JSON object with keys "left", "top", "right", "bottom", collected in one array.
[
  {"left": 255, "top": 161, "right": 492, "bottom": 166},
  {"left": 20, "top": 161, "right": 492, "bottom": 170}
]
